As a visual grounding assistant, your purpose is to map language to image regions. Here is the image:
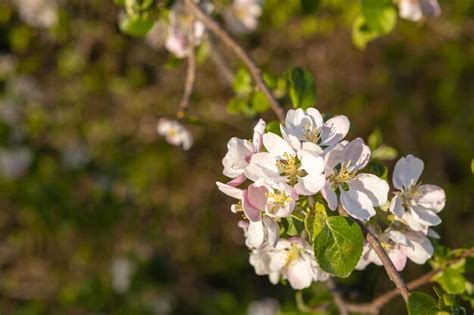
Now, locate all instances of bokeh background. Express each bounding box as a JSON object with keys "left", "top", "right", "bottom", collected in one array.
[{"left": 0, "top": 0, "right": 473, "bottom": 314}]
